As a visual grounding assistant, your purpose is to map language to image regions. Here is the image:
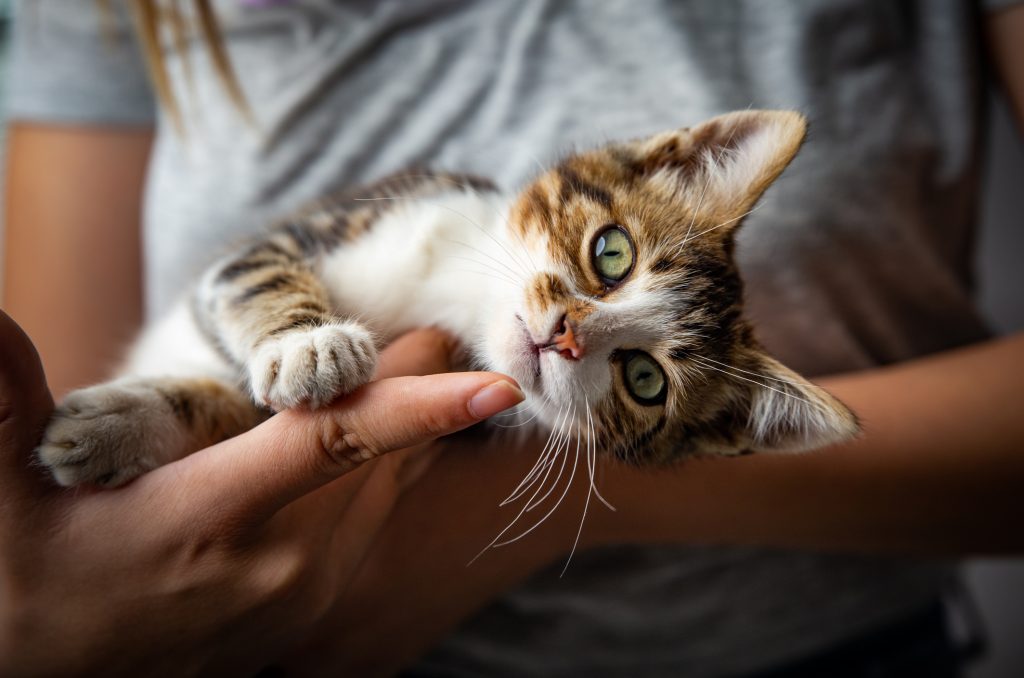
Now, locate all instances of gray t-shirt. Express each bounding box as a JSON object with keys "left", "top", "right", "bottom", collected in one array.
[{"left": 6, "top": 0, "right": 1012, "bottom": 675}]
